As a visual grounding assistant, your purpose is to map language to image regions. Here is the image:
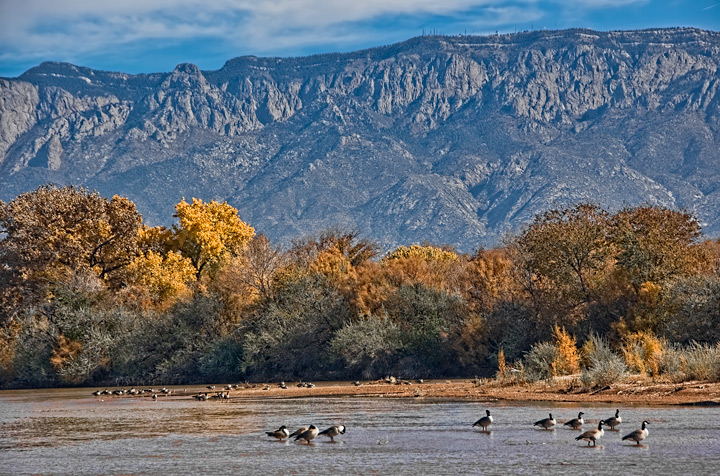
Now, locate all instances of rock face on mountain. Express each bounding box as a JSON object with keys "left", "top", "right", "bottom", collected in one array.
[{"left": 1, "top": 28, "right": 719, "bottom": 251}]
